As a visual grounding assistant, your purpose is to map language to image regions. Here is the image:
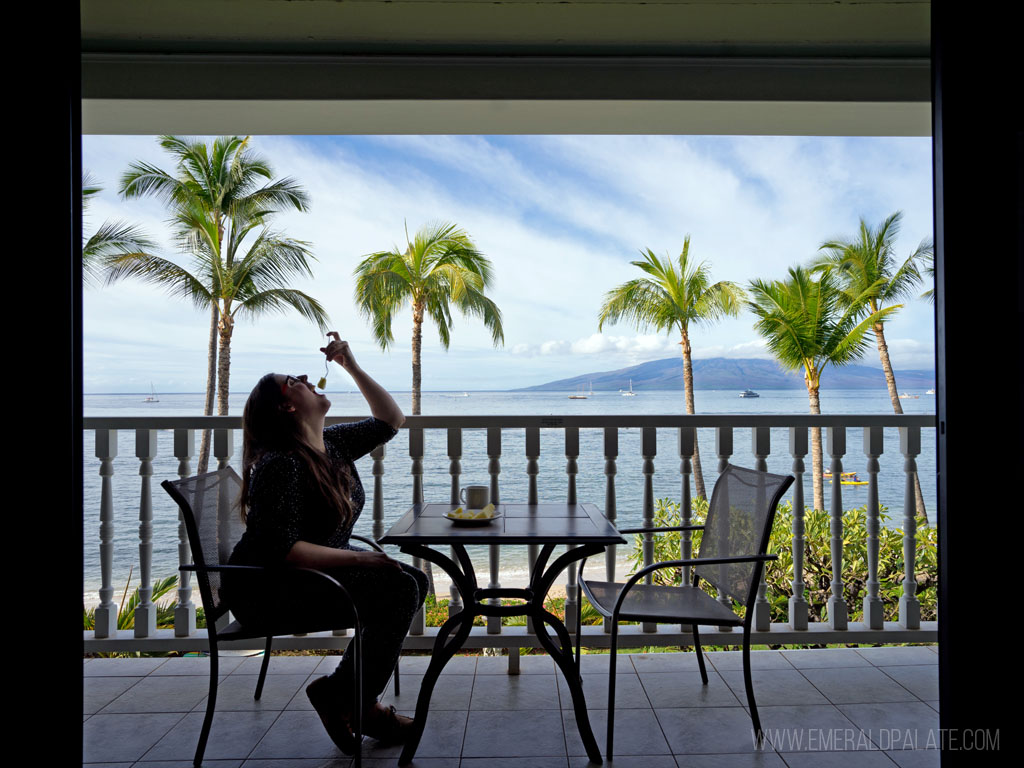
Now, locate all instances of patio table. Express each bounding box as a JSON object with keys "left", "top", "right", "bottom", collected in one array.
[{"left": 379, "top": 502, "right": 626, "bottom": 765}]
